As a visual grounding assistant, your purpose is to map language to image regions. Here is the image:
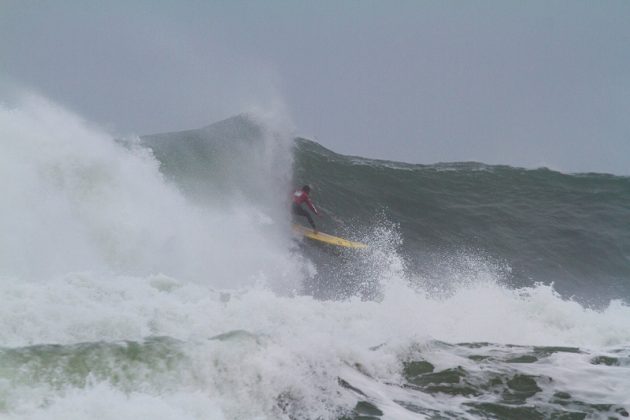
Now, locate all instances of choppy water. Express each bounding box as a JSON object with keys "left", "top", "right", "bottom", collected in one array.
[{"left": 1, "top": 96, "right": 629, "bottom": 419}]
